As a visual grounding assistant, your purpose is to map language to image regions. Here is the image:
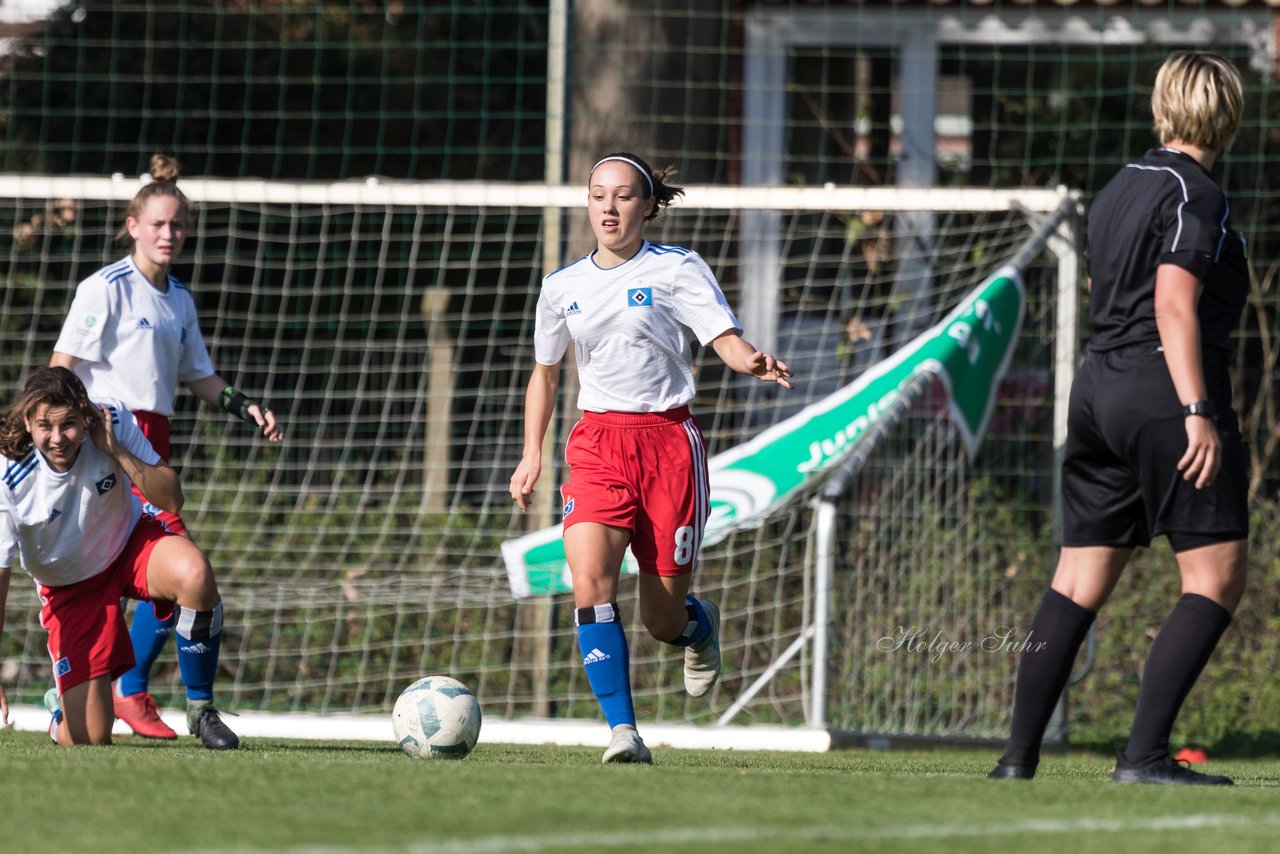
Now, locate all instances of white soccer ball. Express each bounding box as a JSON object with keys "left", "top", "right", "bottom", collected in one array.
[{"left": 392, "top": 675, "right": 482, "bottom": 759}]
